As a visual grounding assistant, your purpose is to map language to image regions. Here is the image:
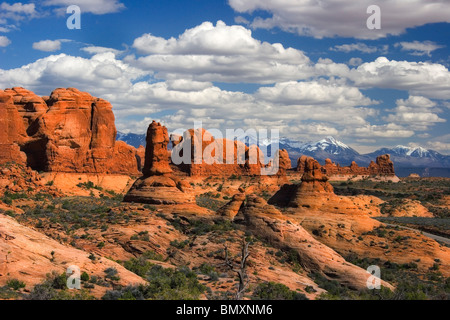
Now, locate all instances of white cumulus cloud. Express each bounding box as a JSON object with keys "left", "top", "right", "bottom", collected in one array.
[
  {"left": 43, "top": 0, "right": 125, "bottom": 15},
  {"left": 229, "top": 0, "right": 450, "bottom": 39},
  {"left": 348, "top": 57, "right": 450, "bottom": 99},
  {"left": 32, "top": 40, "right": 62, "bottom": 52},
  {"left": 0, "top": 35, "right": 11, "bottom": 47},
  {"left": 130, "top": 20, "right": 314, "bottom": 83},
  {"left": 330, "top": 43, "right": 379, "bottom": 54},
  {"left": 394, "top": 41, "right": 445, "bottom": 57}
]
